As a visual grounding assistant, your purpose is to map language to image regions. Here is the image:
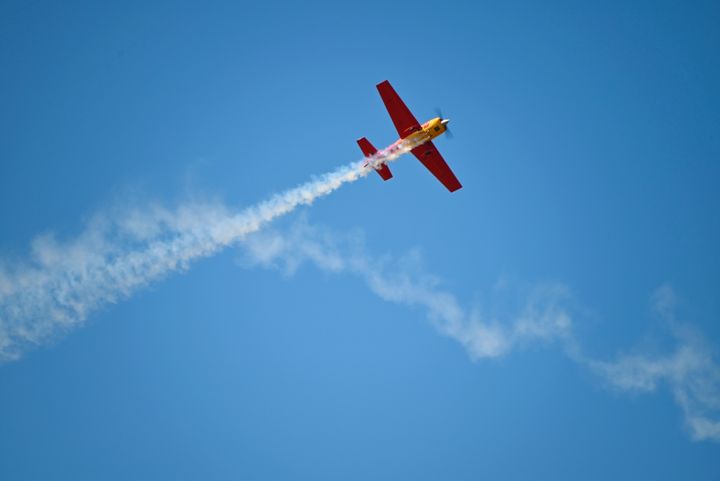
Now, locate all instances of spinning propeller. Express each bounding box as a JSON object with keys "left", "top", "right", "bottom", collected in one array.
[{"left": 435, "top": 108, "right": 453, "bottom": 139}]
